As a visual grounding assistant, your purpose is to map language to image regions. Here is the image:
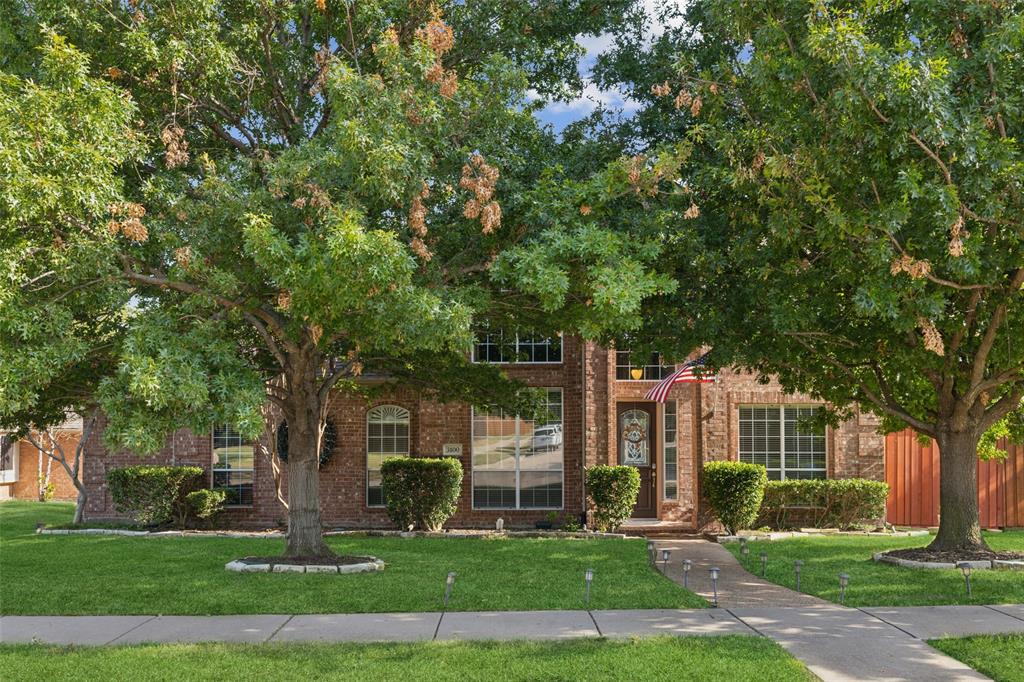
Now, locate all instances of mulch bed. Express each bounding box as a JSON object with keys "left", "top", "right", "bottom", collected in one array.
[
  {"left": 885, "top": 547, "right": 1024, "bottom": 563},
  {"left": 239, "top": 555, "right": 376, "bottom": 566}
]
